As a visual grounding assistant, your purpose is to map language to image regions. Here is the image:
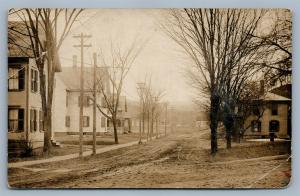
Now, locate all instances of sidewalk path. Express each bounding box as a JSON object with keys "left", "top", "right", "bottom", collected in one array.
[{"left": 8, "top": 135, "right": 162, "bottom": 168}]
